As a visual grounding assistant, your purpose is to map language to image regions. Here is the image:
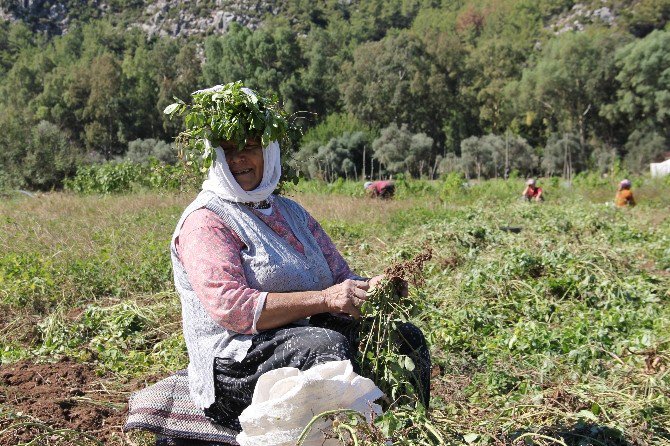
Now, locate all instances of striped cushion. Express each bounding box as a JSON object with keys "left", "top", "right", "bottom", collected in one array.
[{"left": 124, "top": 370, "right": 238, "bottom": 445}]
